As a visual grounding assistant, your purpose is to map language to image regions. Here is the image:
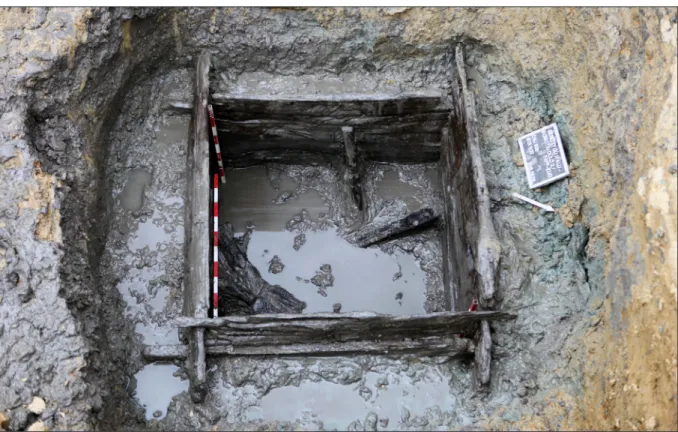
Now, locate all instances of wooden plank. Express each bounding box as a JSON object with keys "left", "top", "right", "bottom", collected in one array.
[
  {"left": 210, "top": 91, "right": 446, "bottom": 120},
  {"left": 455, "top": 44, "right": 500, "bottom": 307},
  {"left": 175, "top": 310, "right": 514, "bottom": 329},
  {"left": 440, "top": 105, "right": 478, "bottom": 312},
  {"left": 352, "top": 208, "right": 439, "bottom": 248},
  {"left": 218, "top": 133, "right": 440, "bottom": 166},
  {"left": 357, "top": 132, "right": 441, "bottom": 163},
  {"left": 182, "top": 51, "right": 211, "bottom": 404},
  {"left": 223, "top": 149, "right": 340, "bottom": 169},
  {"left": 214, "top": 113, "right": 448, "bottom": 135},
  {"left": 143, "top": 336, "right": 473, "bottom": 360}
]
